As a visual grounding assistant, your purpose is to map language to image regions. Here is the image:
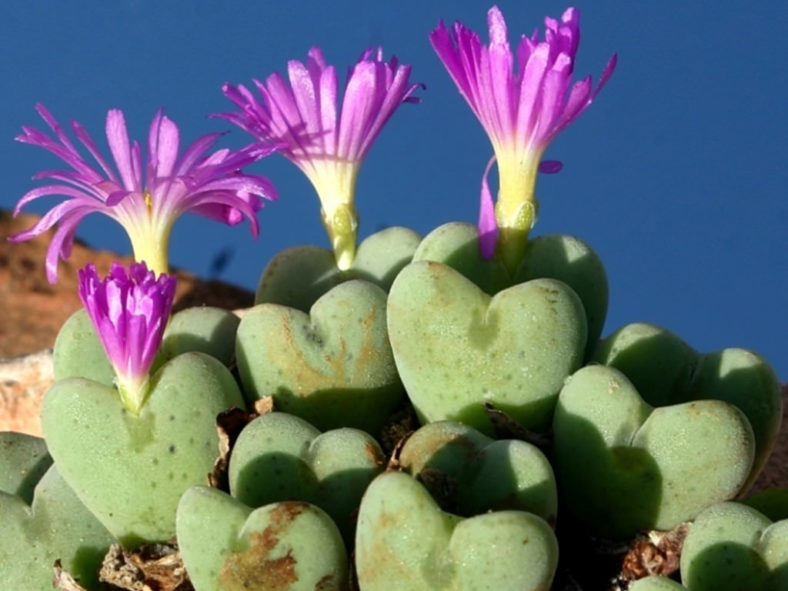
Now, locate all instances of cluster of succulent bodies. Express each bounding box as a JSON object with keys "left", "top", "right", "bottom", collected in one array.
[{"left": 1, "top": 5, "right": 785, "bottom": 591}]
